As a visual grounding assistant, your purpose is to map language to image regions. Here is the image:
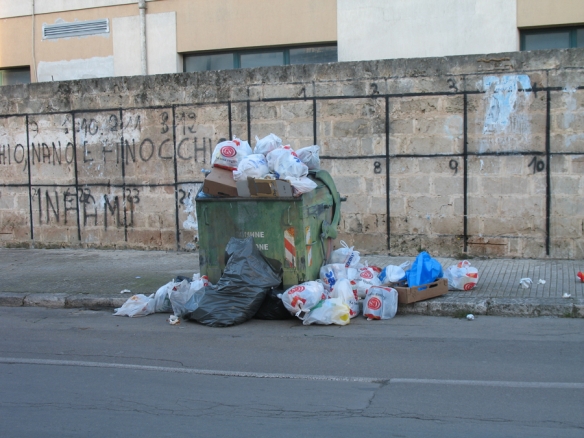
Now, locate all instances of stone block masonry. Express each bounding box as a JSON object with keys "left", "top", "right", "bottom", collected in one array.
[{"left": 0, "top": 49, "right": 582, "bottom": 258}]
